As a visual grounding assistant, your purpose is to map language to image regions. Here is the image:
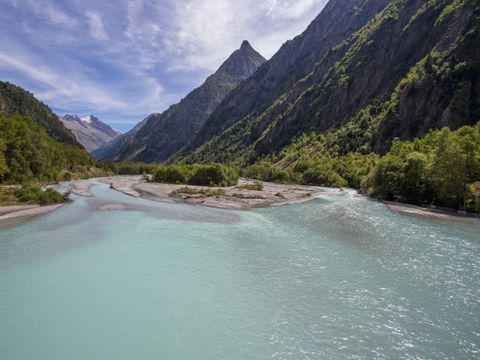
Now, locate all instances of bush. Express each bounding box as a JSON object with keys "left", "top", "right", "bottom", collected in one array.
[
  {"left": 153, "top": 165, "right": 190, "bottom": 184},
  {"left": 465, "top": 182, "right": 480, "bottom": 213},
  {"left": 15, "top": 186, "right": 70, "bottom": 205},
  {"left": 236, "top": 181, "right": 264, "bottom": 191},
  {"left": 152, "top": 164, "right": 239, "bottom": 187},
  {"left": 302, "top": 165, "right": 348, "bottom": 188},
  {"left": 242, "top": 162, "right": 292, "bottom": 183},
  {"left": 189, "top": 164, "right": 239, "bottom": 186},
  {"left": 170, "top": 187, "right": 226, "bottom": 197}
]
